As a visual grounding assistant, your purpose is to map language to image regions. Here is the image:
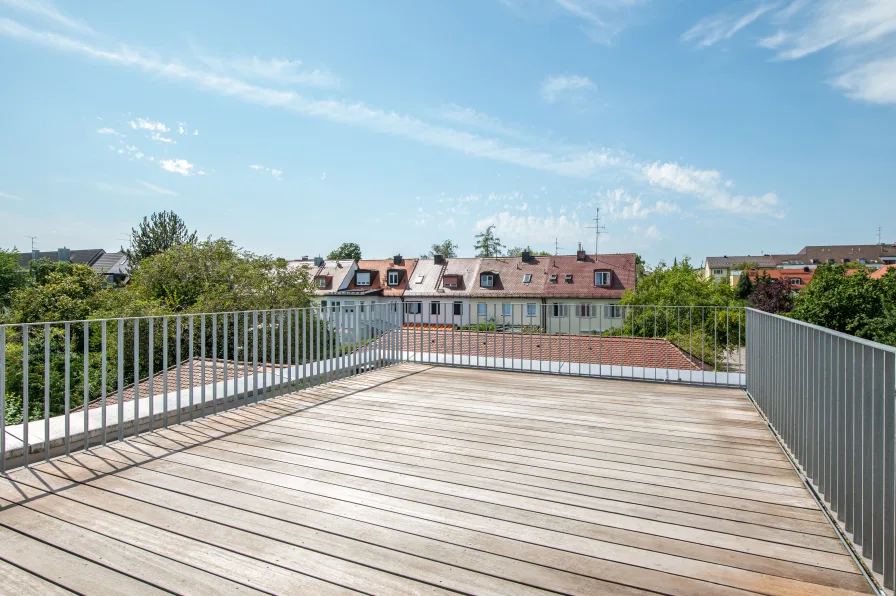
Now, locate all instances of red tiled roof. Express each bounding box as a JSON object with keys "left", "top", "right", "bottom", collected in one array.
[
  {"left": 747, "top": 268, "right": 814, "bottom": 290},
  {"left": 542, "top": 254, "right": 636, "bottom": 298},
  {"left": 393, "top": 329, "right": 708, "bottom": 370},
  {"left": 871, "top": 265, "right": 896, "bottom": 280},
  {"left": 467, "top": 256, "right": 551, "bottom": 298},
  {"left": 342, "top": 258, "right": 418, "bottom": 297}
]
